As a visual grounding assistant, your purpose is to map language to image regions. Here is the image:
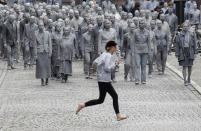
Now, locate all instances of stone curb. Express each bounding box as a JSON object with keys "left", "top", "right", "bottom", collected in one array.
[
  {"left": 0, "top": 62, "right": 7, "bottom": 88},
  {"left": 166, "top": 62, "right": 201, "bottom": 94}
]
